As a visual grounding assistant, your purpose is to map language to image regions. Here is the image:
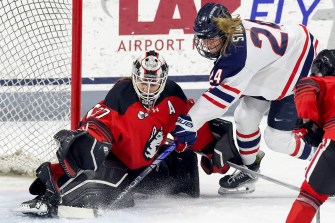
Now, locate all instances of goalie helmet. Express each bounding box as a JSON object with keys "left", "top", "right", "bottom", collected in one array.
[
  {"left": 311, "top": 49, "right": 335, "bottom": 77},
  {"left": 193, "top": 3, "right": 231, "bottom": 59},
  {"left": 132, "top": 50, "right": 169, "bottom": 109}
]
